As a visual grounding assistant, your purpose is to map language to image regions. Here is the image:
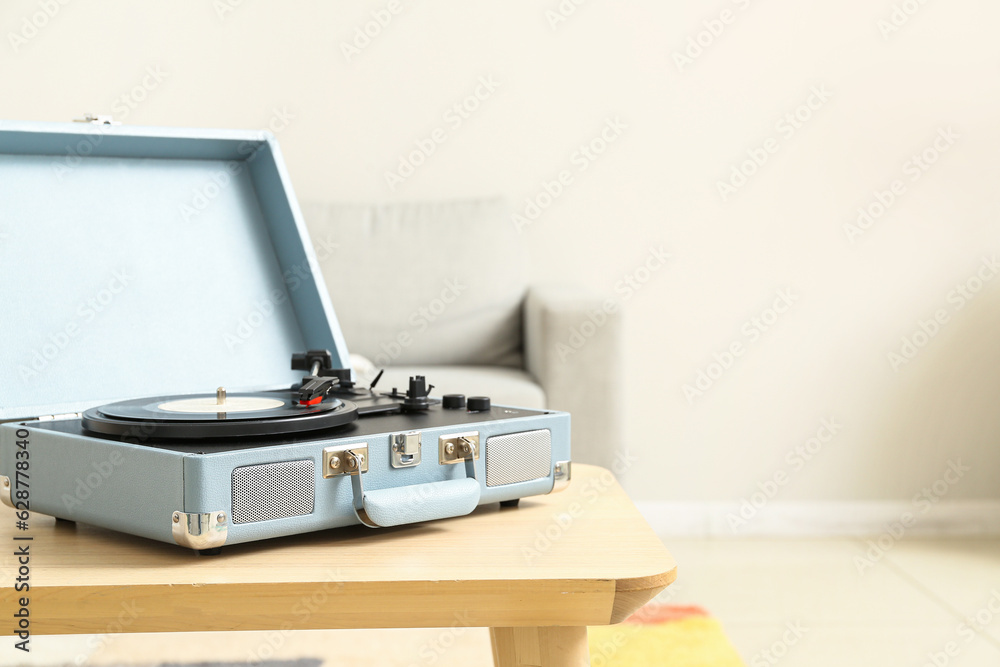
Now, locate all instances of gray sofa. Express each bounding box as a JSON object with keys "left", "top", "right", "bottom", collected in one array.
[{"left": 301, "top": 198, "right": 622, "bottom": 470}]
